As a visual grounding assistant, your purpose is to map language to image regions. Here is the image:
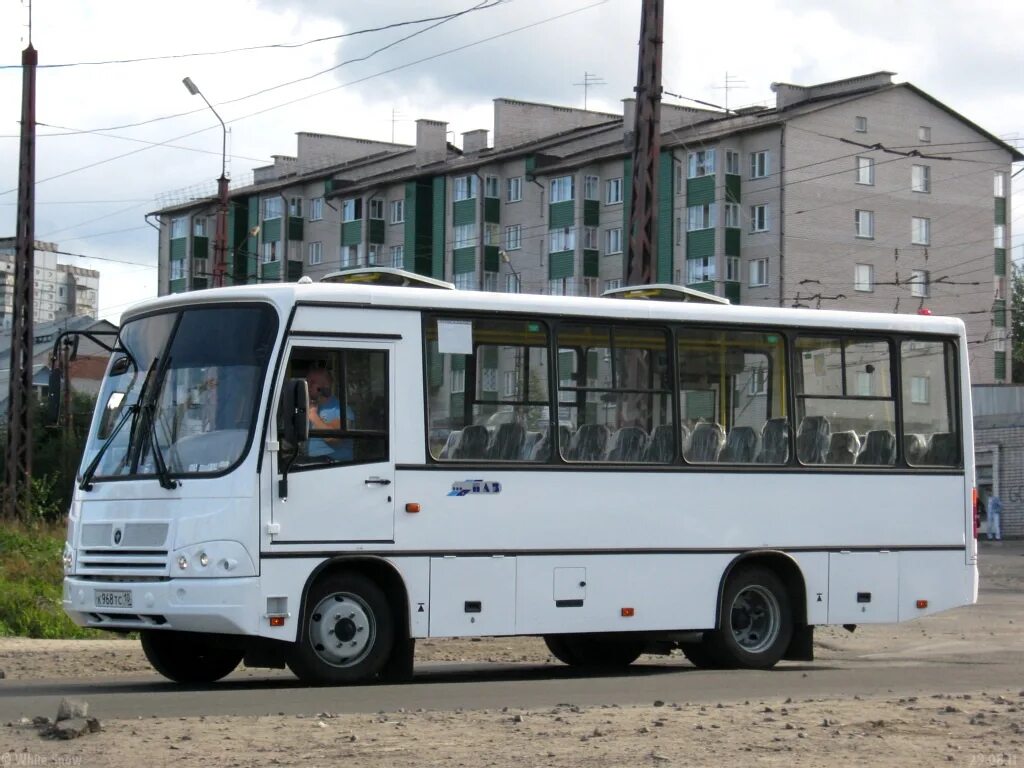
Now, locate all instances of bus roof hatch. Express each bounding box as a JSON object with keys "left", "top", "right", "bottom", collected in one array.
[
  {"left": 601, "top": 284, "right": 730, "bottom": 304},
  {"left": 320, "top": 267, "right": 455, "bottom": 290}
]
